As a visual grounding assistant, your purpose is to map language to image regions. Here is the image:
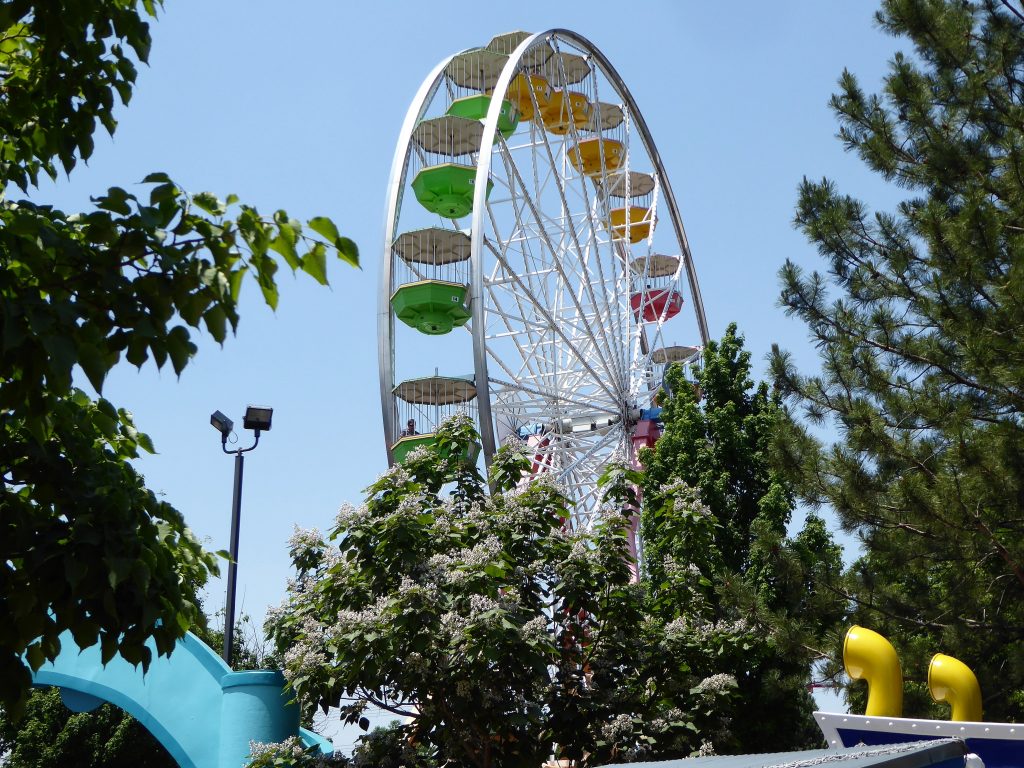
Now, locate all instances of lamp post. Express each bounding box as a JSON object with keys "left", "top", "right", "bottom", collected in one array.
[{"left": 210, "top": 405, "right": 273, "bottom": 667}]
